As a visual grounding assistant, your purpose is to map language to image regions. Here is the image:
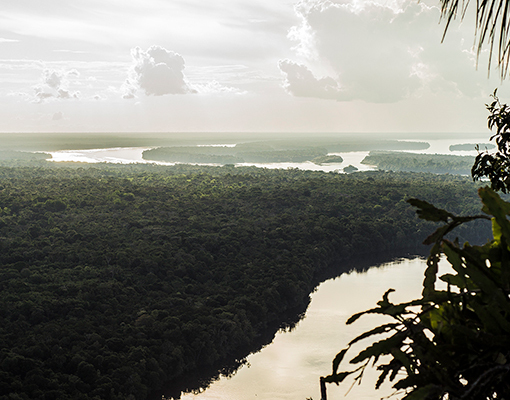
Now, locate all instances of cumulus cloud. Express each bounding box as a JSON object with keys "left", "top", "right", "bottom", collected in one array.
[
  {"left": 281, "top": 0, "right": 487, "bottom": 103},
  {"left": 127, "top": 45, "right": 194, "bottom": 96},
  {"left": 52, "top": 111, "right": 63, "bottom": 120},
  {"left": 279, "top": 59, "right": 341, "bottom": 98},
  {"left": 33, "top": 69, "right": 80, "bottom": 102},
  {"left": 123, "top": 45, "right": 246, "bottom": 98}
]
